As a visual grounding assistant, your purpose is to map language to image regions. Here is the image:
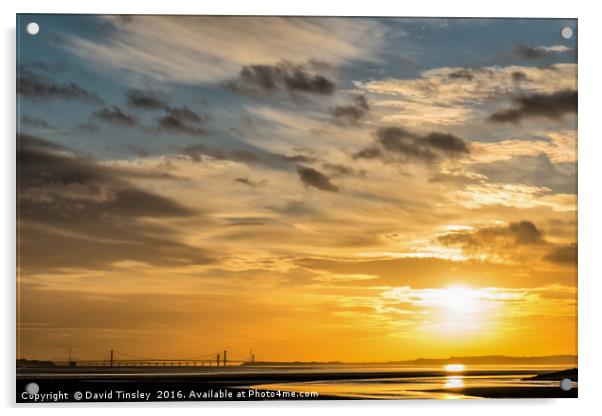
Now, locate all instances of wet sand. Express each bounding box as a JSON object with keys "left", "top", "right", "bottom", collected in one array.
[
  {"left": 431, "top": 386, "right": 577, "bottom": 399},
  {"left": 16, "top": 366, "right": 577, "bottom": 402}
]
